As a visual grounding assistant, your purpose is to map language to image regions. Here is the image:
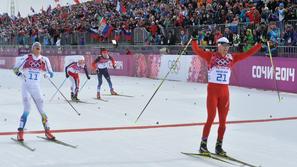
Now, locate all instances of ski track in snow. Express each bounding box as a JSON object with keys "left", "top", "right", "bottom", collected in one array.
[{"left": 0, "top": 69, "right": 296, "bottom": 167}]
